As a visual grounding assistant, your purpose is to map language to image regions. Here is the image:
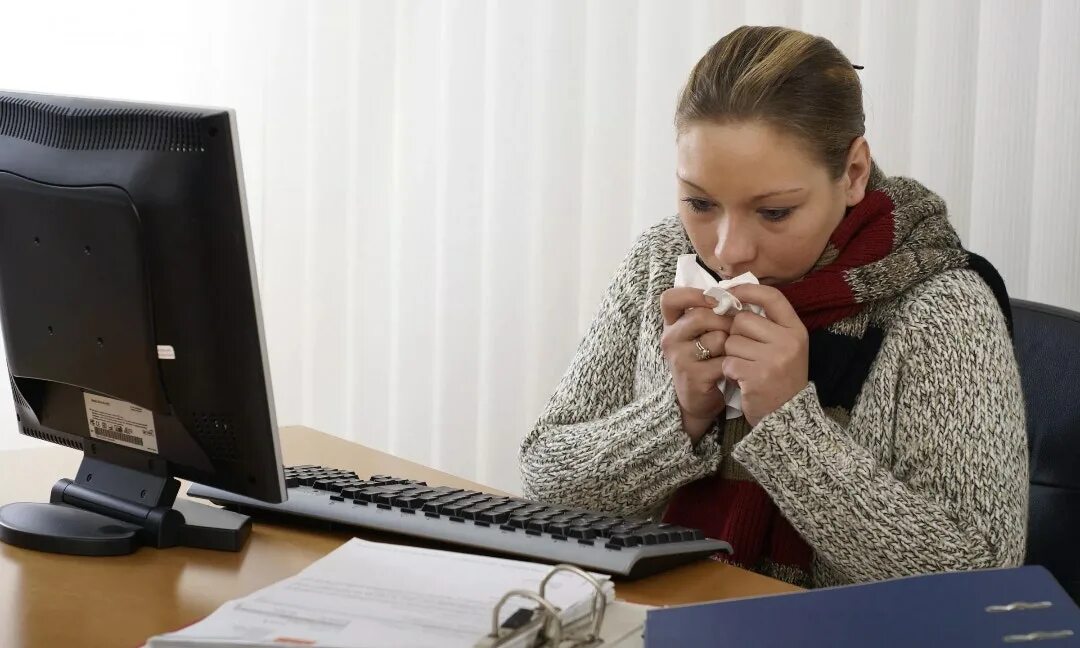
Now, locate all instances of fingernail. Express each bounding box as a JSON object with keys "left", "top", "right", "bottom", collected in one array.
[{"left": 705, "top": 296, "right": 719, "bottom": 307}]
